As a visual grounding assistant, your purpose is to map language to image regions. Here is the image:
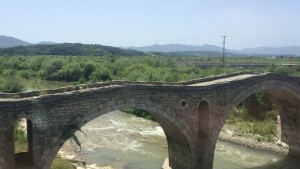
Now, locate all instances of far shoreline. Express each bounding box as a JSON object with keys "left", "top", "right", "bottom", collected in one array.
[{"left": 218, "top": 129, "right": 289, "bottom": 156}]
